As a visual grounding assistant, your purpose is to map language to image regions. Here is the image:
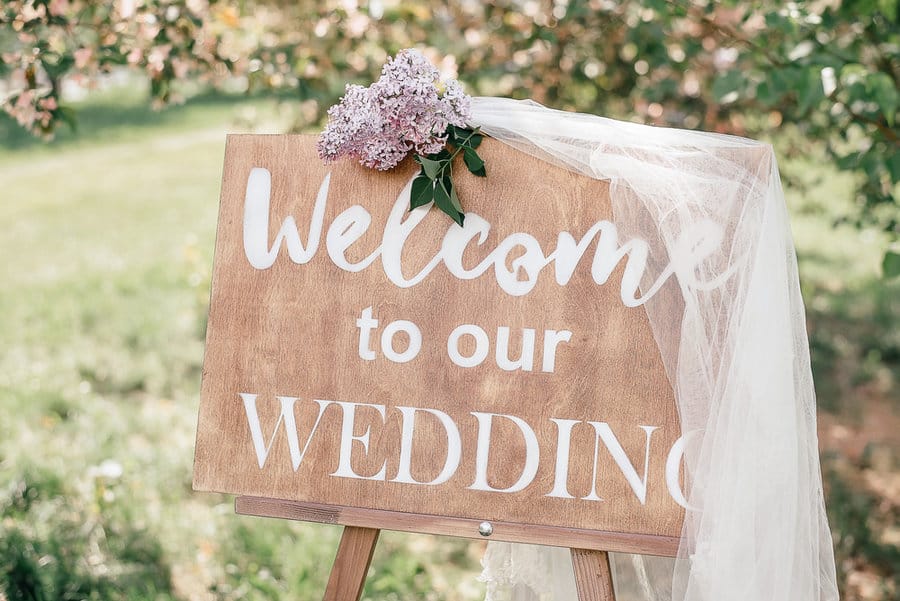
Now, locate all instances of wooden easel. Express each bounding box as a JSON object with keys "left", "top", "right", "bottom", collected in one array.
[
  {"left": 198, "top": 136, "right": 685, "bottom": 601},
  {"left": 322, "top": 528, "right": 614, "bottom": 601},
  {"left": 237, "top": 497, "right": 680, "bottom": 601}
]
